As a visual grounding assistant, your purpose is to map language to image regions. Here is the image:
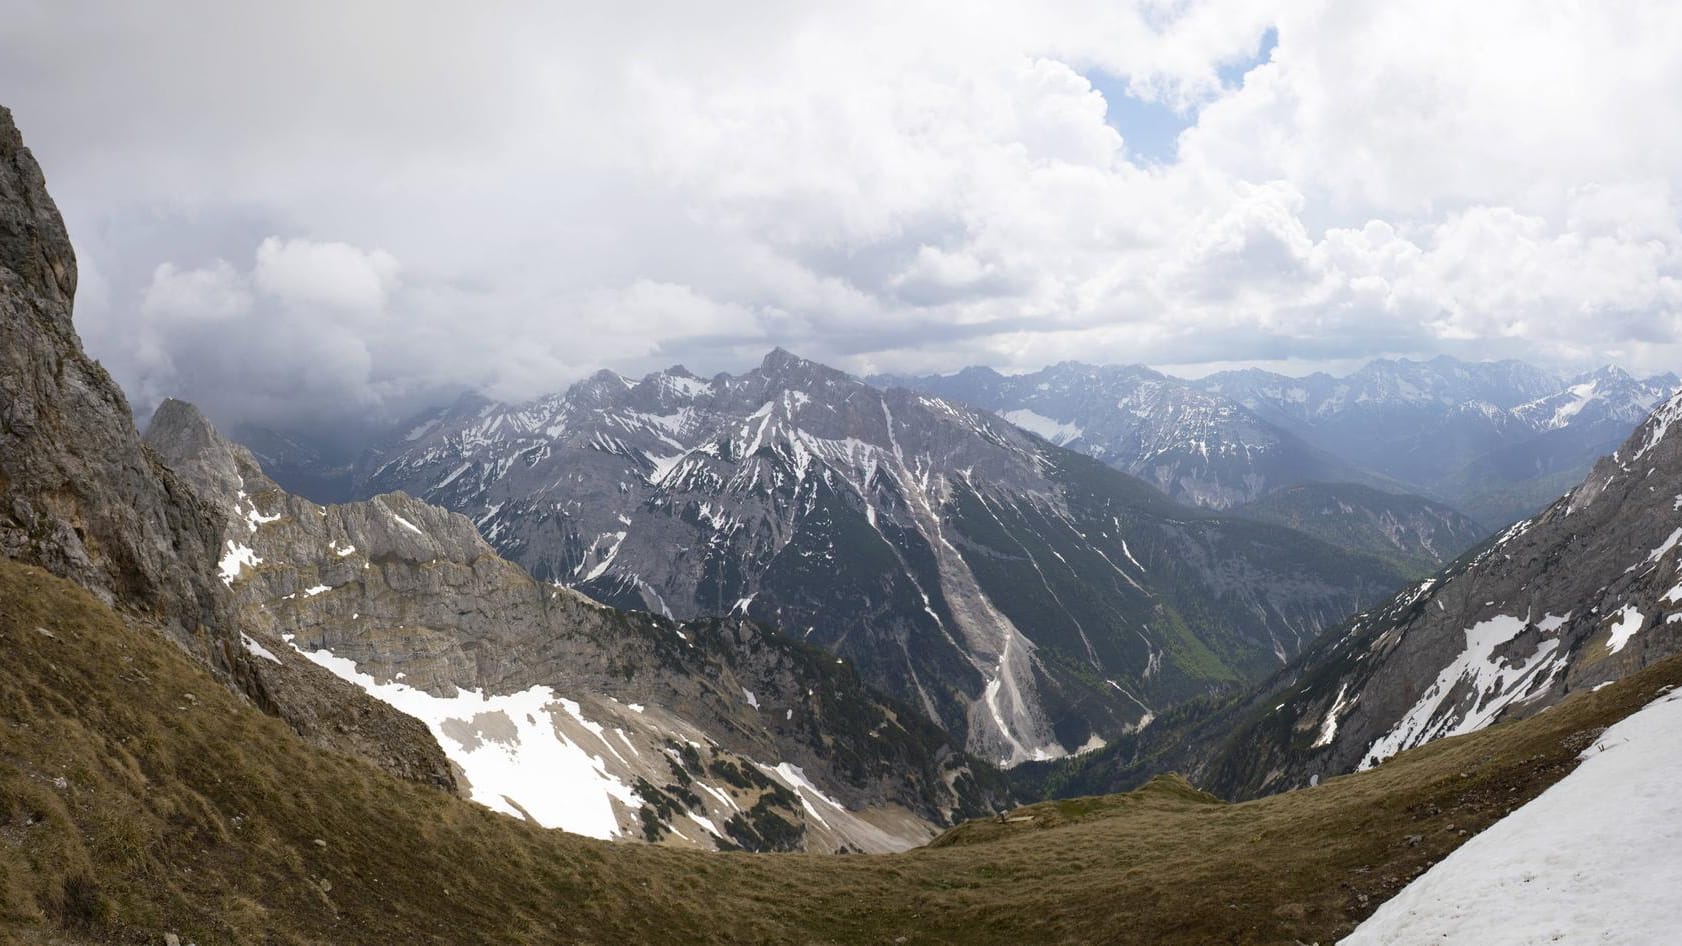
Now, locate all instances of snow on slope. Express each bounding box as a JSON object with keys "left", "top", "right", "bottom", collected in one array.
[
  {"left": 1359, "top": 613, "right": 1567, "bottom": 769},
  {"left": 284, "top": 634, "right": 937, "bottom": 852},
  {"left": 1343, "top": 686, "right": 1682, "bottom": 945},
  {"left": 287, "top": 637, "right": 639, "bottom": 839},
  {"left": 999, "top": 408, "right": 1083, "bottom": 446}
]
